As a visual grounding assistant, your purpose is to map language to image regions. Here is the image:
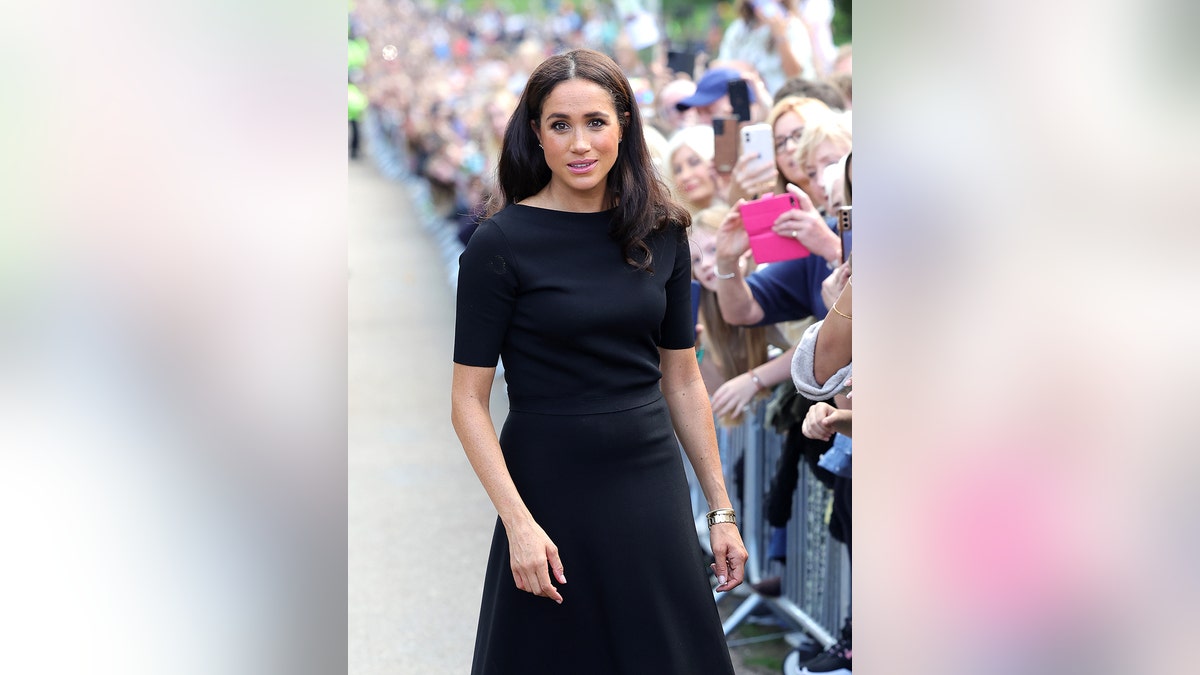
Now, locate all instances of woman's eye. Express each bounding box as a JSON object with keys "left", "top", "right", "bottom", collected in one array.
[
  {"left": 588, "top": 119, "right": 605, "bottom": 127},
  {"left": 551, "top": 121, "right": 568, "bottom": 131}
]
